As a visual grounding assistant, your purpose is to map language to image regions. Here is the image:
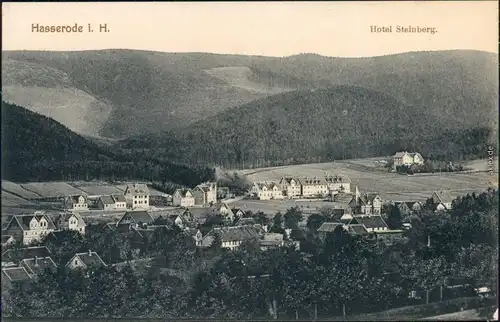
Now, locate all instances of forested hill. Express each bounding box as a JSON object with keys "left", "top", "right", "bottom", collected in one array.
[
  {"left": 2, "top": 49, "right": 497, "bottom": 138},
  {"left": 1, "top": 101, "right": 214, "bottom": 185},
  {"left": 118, "top": 86, "right": 496, "bottom": 168}
]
